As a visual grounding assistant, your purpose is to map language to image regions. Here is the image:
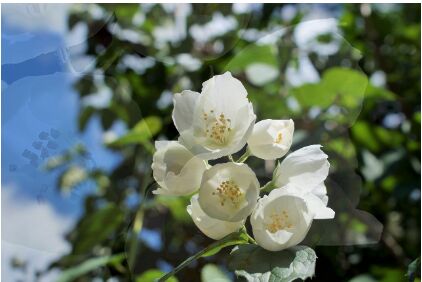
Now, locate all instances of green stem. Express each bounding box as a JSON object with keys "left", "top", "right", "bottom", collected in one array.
[
  {"left": 158, "top": 231, "right": 247, "bottom": 281},
  {"left": 236, "top": 147, "right": 251, "bottom": 163},
  {"left": 127, "top": 181, "right": 156, "bottom": 268},
  {"left": 261, "top": 180, "right": 276, "bottom": 193},
  {"left": 246, "top": 233, "right": 257, "bottom": 244}
]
